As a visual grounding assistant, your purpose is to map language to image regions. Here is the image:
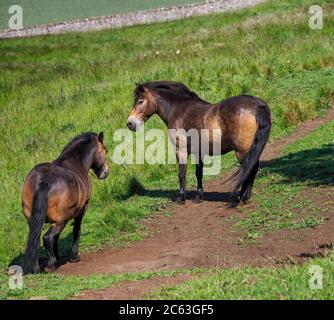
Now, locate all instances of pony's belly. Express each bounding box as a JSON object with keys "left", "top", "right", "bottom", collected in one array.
[
  {"left": 46, "top": 183, "right": 88, "bottom": 223},
  {"left": 198, "top": 129, "right": 228, "bottom": 156},
  {"left": 168, "top": 128, "right": 229, "bottom": 157},
  {"left": 200, "top": 143, "right": 231, "bottom": 156}
]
